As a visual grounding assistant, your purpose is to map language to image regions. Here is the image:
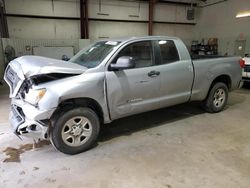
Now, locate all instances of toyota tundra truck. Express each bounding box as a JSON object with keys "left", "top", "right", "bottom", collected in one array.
[{"left": 4, "top": 36, "right": 243, "bottom": 154}]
